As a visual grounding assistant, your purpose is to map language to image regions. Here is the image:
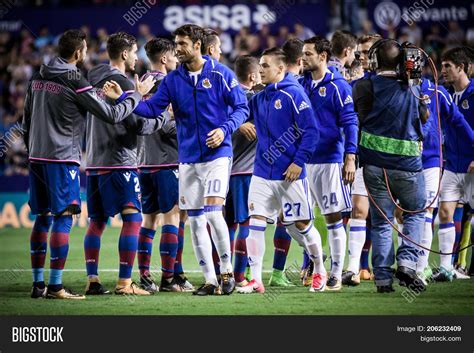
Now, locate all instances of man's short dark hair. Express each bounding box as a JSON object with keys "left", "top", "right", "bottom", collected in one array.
[
  {"left": 145, "top": 37, "right": 176, "bottom": 64},
  {"left": 331, "top": 30, "right": 357, "bottom": 56},
  {"left": 357, "top": 34, "right": 382, "bottom": 45},
  {"left": 442, "top": 47, "right": 471, "bottom": 73},
  {"left": 304, "top": 36, "right": 332, "bottom": 62},
  {"left": 261, "top": 47, "right": 287, "bottom": 64},
  {"left": 107, "top": 32, "right": 137, "bottom": 60},
  {"left": 282, "top": 38, "right": 304, "bottom": 65},
  {"left": 174, "top": 24, "right": 204, "bottom": 45},
  {"left": 201, "top": 28, "right": 219, "bottom": 55},
  {"left": 234, "top": 55, "right": 259, "bottom": 82},
  {"left": 58, "top": 29, "right": 86, "bottom": 59},
  {"left": 376, "top": 39, "right": 401, "bottom": 71}
]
